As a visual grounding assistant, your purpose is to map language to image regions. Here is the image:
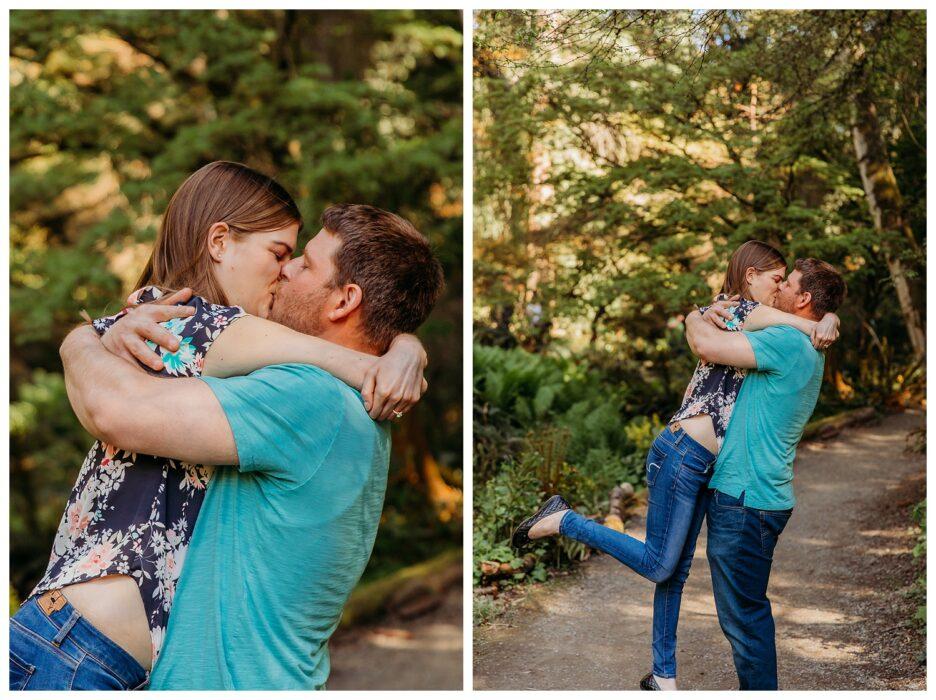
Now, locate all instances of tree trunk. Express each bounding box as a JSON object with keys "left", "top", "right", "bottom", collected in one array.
[{"left": 851, "top": 88, "right": 925, "bottom": 360}]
